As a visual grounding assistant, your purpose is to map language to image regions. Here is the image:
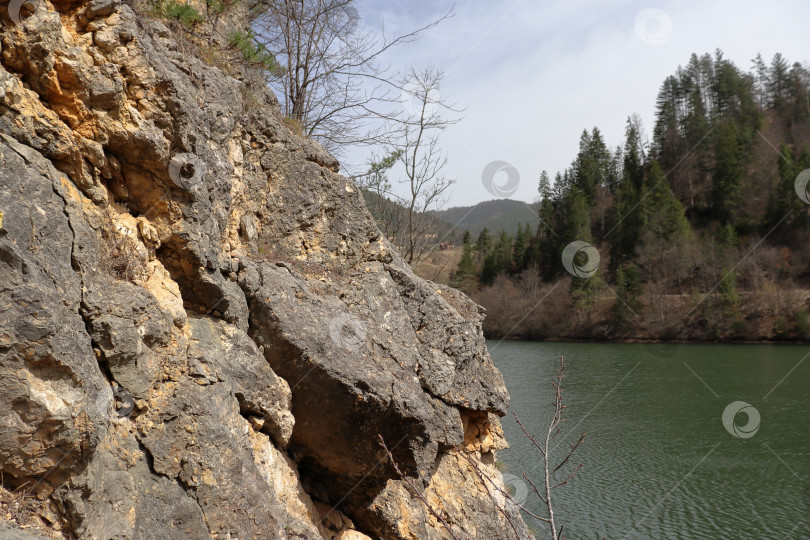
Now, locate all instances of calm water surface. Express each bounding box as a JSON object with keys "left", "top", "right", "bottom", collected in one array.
[{"left": 488, "top": 340, "right": 810, "bottom": 539}]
